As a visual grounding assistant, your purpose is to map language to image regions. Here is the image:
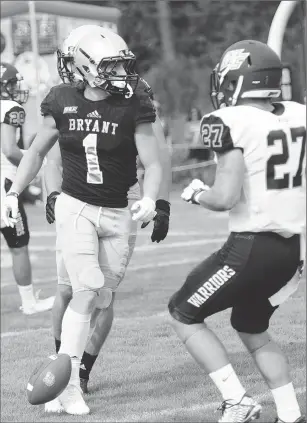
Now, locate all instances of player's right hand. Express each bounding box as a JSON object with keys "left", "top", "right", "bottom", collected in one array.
[
  {"left": 46, "top": 191, "right": 60, "bottom": 224},
  {"left": 131, "top": 197, "right": 156, "bottom": 223},
  {"left": 2, "top": 192, "right": 19, "bottom": 228}
]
